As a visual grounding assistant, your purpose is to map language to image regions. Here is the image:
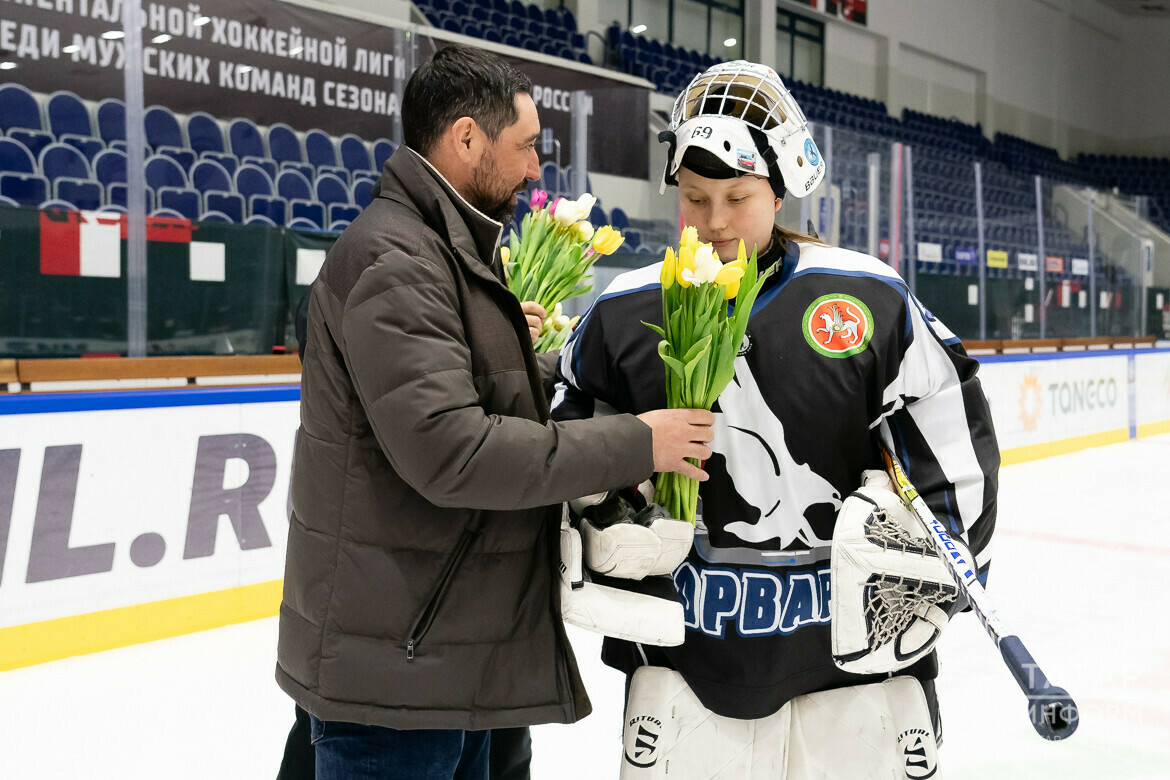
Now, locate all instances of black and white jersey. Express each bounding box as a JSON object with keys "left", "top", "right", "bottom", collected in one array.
[{"left": 553, "top": 237, "right": 1000, "bottom": 720}]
